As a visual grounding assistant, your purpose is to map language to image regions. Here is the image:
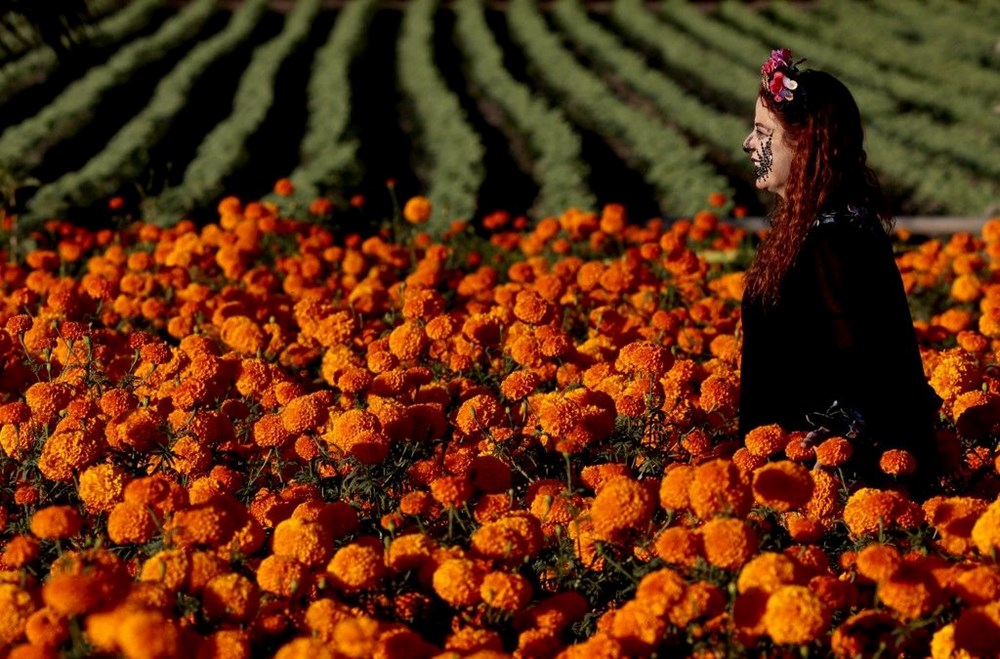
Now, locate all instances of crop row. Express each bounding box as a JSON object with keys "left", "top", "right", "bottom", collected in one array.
[
  {"left": 150, "top": 0, "right": 321, "bottom": 222},
  {"left": 0, "top": 0, "right": 218, "bottom": 178},
  {"left": 285, "top": 0, "right": 378, "bottom": 204},
  {"left": 507, "top": 0, "right": 729, "bottom": 217},
  {"left": 453, "top": 0, "right": 594, "bottom": 219},
  {"left": 0, "top": 0, "right": 165, "bottom": 102},
  {"left": 611, "top": 0, "right": 999, "bottom": 216},
  {"left": 397, "top": 0, "right": 486, "bottom": 230},
  {"left": 26, "top": 0, "right": 270, "bottom": 219}
]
